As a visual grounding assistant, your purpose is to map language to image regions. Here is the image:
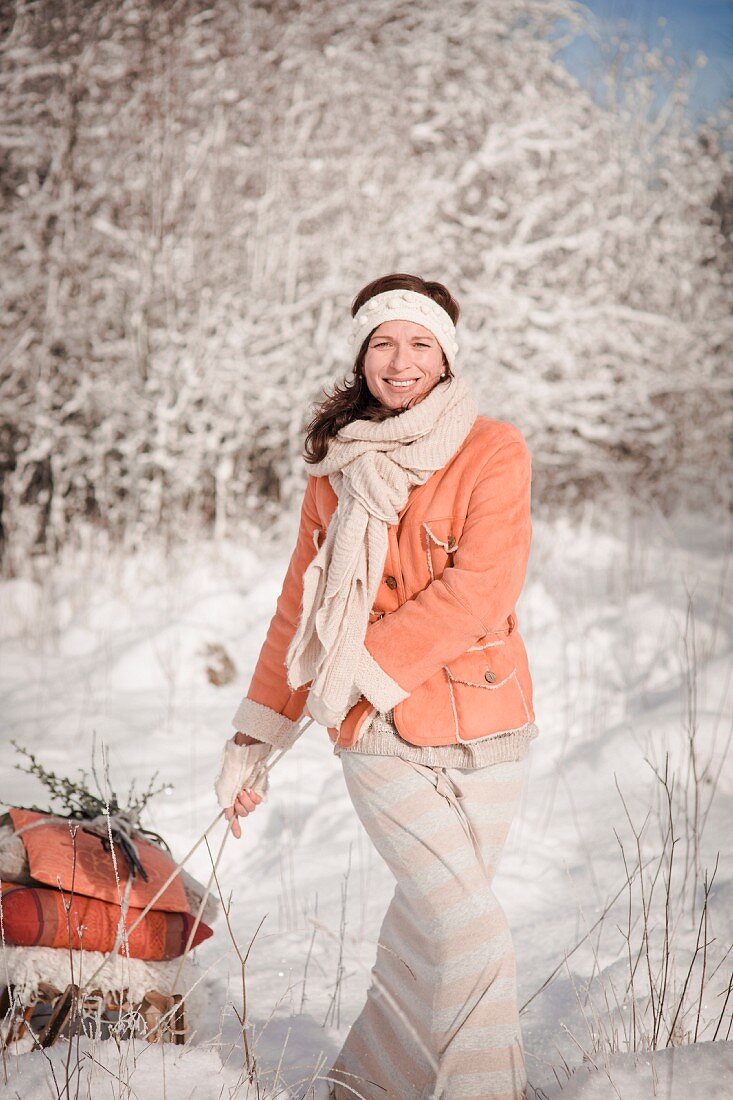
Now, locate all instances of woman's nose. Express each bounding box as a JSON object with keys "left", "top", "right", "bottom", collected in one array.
[{"left": 391, "top": 344, "right": 413, "bottom": 370}]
